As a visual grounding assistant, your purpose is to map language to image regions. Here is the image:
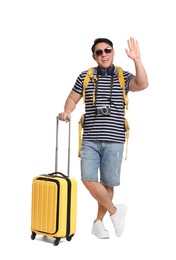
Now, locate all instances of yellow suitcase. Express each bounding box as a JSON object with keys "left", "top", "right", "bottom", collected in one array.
[{"left": 31, "top": 120, "right": 77, "bottom": 246}]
